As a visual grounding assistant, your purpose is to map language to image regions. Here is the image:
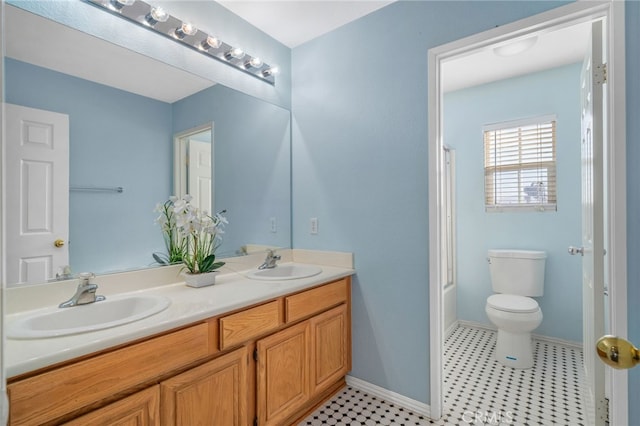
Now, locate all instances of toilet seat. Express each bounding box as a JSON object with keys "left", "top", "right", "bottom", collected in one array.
[{"left": 487, "top": 294, "right": 539, "bottom": 313}]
